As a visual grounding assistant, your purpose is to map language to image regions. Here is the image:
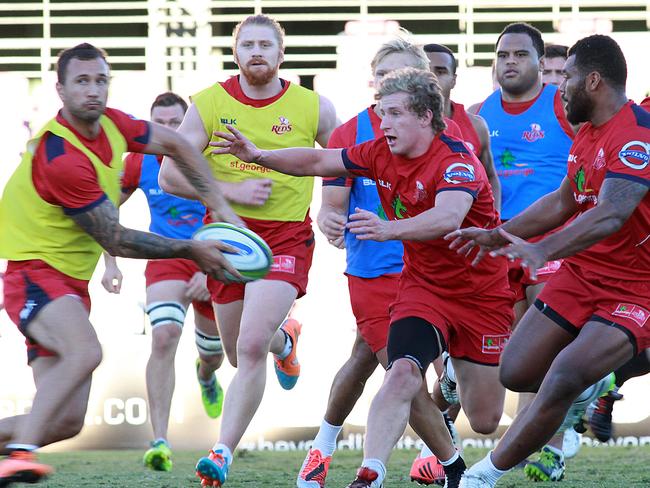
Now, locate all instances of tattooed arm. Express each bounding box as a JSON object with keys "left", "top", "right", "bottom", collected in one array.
[
  {"left": 144, "top": 119, "right": 243, "bottom": 226},
  {"left": 71, "top": 199, "right": 241, "bottom": 282},
  {"left": 534, "top": 177, "right": 648, "bottom": 260},
  {"left": 489, "top": 177, "right": 648, "bottom": 276}
]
